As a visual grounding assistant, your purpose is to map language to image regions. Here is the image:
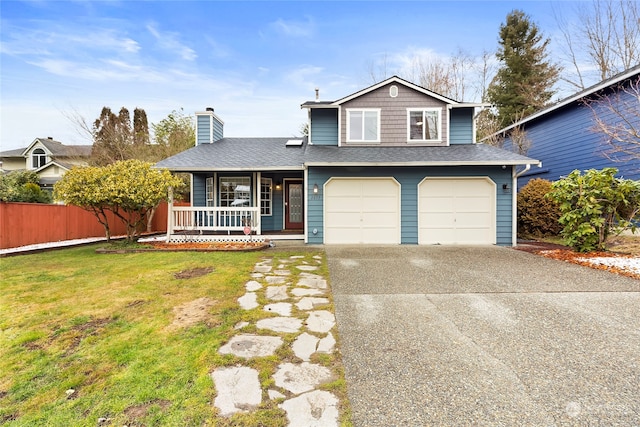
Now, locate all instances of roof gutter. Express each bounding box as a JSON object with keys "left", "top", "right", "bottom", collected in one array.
[{"left": 305, "top": 160, "right": 541, "bottom": 167}]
